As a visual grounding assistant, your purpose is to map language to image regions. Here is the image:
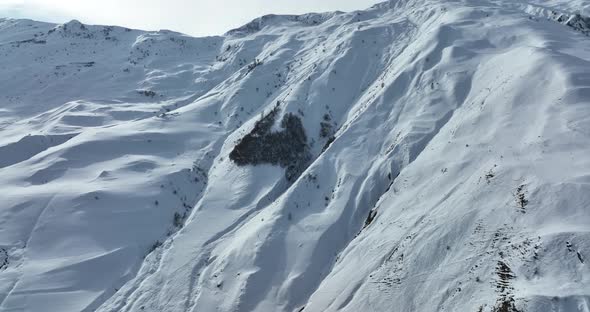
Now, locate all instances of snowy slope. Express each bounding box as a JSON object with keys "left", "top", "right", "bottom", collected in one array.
[{"left": 0, "top": 0, "right": 589, "bottom": 311}]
